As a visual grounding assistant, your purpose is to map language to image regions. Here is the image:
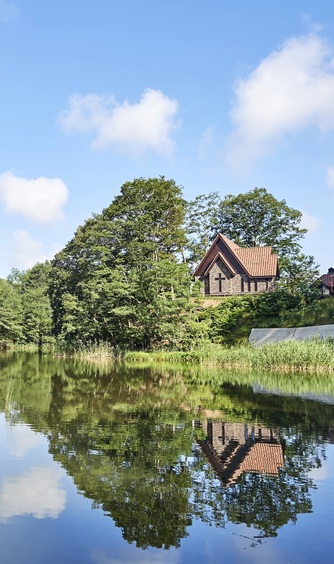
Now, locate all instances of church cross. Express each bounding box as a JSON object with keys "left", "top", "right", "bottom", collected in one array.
[{"left": 215, "top": 272, "right": 225, "bottom": 292}]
